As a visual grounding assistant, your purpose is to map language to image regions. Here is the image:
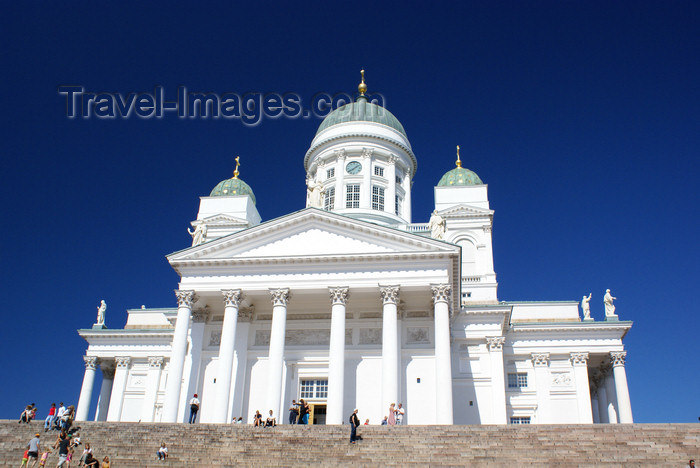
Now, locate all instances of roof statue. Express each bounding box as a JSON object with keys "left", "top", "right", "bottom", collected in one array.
[
  {"left": 604, "top": 289, "right": 618, "bottom": 320},
  {"left": 187, "top": 223, "right": 207, "bottom": 246},
  {"left": 429, "top": 210, "right": 446, "bottom": 240},
  {"left": 581, "top": 293, "right": 592, "bottom": 320},
  {"left": 306, "top": 175, "right": 324, "bottom": 209},
  {"left": 96, "top": 300, "right": 106, "bottom": 326}
]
